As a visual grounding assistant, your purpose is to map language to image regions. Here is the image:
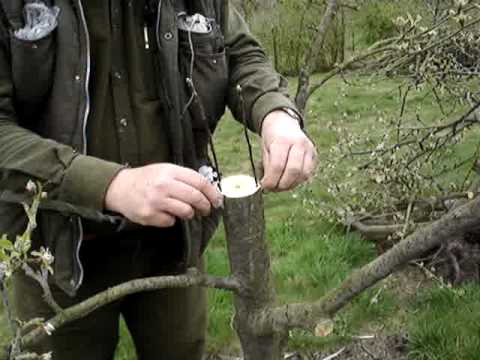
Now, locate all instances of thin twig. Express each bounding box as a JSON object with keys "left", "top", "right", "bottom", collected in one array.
[
  {"left": 401, "top": 201, "right": 414, "bottom": 238},
  {"left": 360, "top": 343, "right": 381, "bottom": 360},
  {"left": 320, "top": 347, "right": 346, "bottom": 360}
]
